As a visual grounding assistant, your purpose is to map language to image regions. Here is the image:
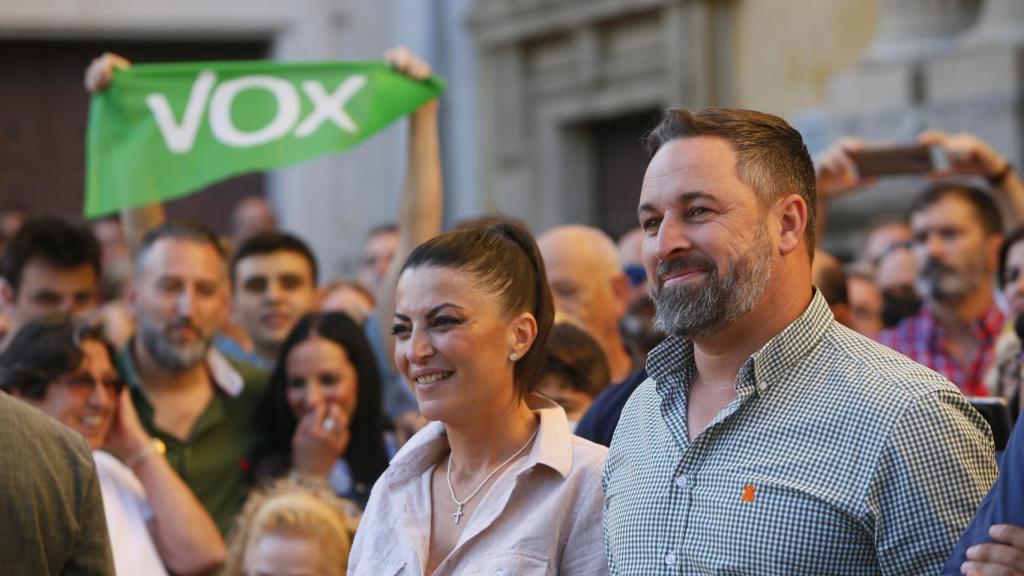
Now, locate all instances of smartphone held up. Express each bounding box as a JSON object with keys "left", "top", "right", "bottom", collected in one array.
[{"left": 849, "top": 144, "right": 949, "bottom": 179}]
